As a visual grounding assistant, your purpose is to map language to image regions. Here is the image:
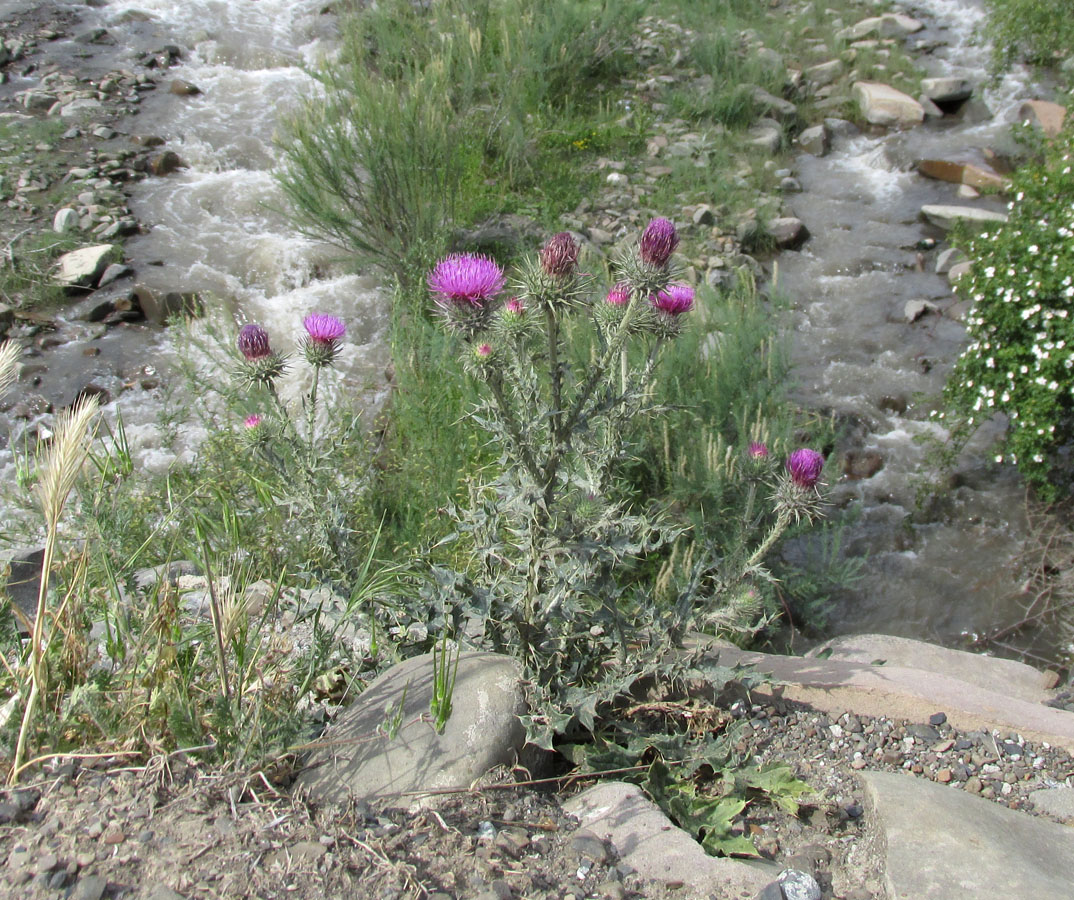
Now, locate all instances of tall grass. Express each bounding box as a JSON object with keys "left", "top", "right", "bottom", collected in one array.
[{"left": 276, "top": 0, "right": 642, "bottom": 287}]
